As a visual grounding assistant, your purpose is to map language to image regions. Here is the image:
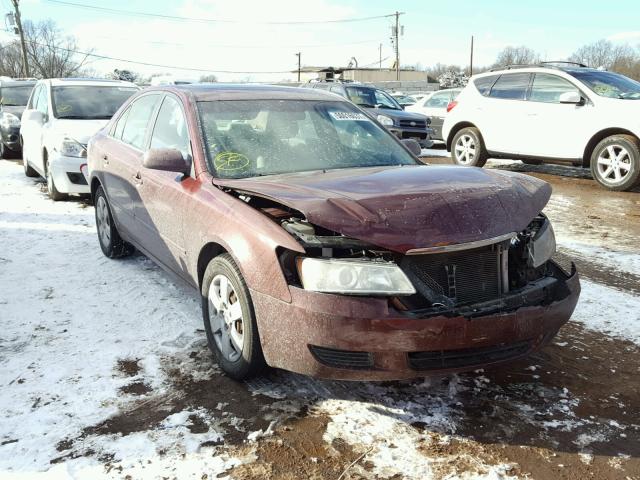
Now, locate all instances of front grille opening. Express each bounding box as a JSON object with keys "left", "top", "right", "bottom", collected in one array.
[
  {"left": 408, "top": 340, "right": 532, "bottom": 371},
  {"left": 309, "top": 345, "right": 374, "bottom": 370},
  {"left": 400, "top": 245, "right": 502, "bottom": 308}
]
